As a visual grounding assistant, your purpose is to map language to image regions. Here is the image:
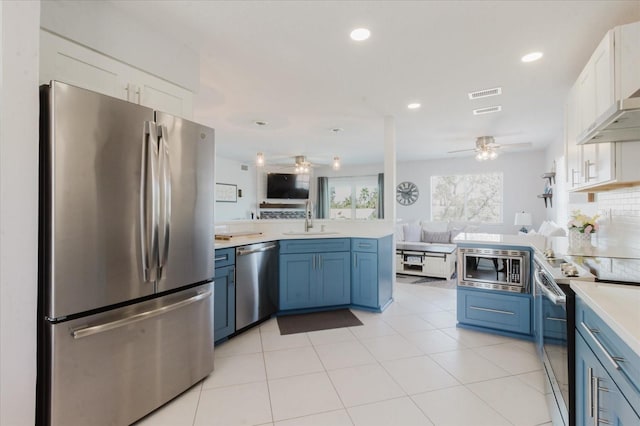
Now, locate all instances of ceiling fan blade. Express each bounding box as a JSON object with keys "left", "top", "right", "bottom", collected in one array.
[
  {"left": 447, "top": 148, "right": 477, "bottom": 154},
  {"left": 496, "top": 142, "right": 533, "bottom": 149}
]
